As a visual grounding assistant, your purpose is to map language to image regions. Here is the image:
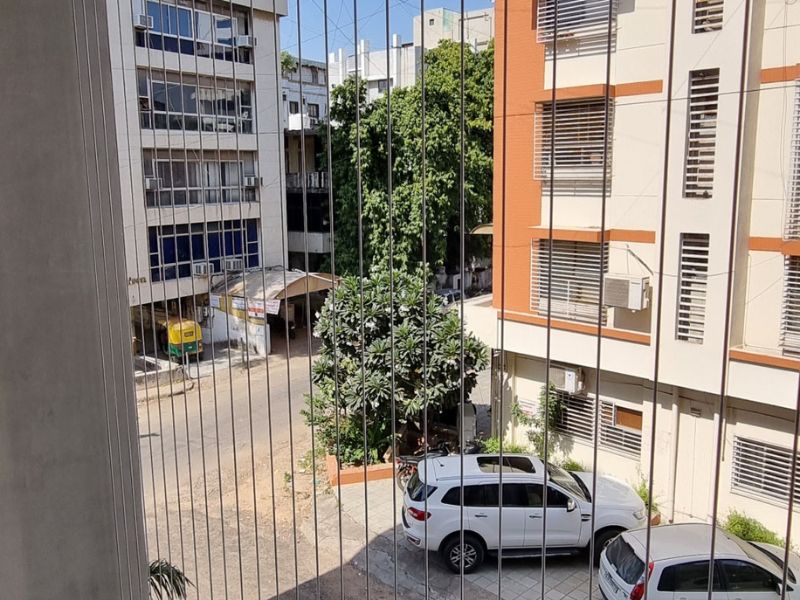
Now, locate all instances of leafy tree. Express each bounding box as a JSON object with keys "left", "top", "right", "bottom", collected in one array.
[
  {"left": 281, "top": 50, "right": 297, "bottom": 76},
  {"left": 303, "top": 265, "right": 489, "bottom": 465},
  {"left": 325, "top": 40, "right": 494, "bottom": 275},
  {"left": 512, "top": 383, "right": 564, "bottom": 457}
]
